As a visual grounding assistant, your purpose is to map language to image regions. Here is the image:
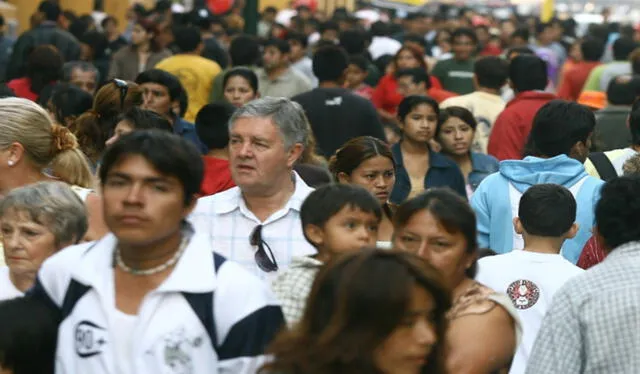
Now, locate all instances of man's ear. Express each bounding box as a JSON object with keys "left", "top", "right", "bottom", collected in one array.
[
  {"left": 564, "top": 223, "right": 579, "bottom": 240},
  {"left": 513, "top": 217, "right": 524, "bottom": 235},
  {"left": 304, "top": 224, "right": 324, "bottom": 248},
  {"left": 286, "top": 143, "right": 304, "bottom": 168}
]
